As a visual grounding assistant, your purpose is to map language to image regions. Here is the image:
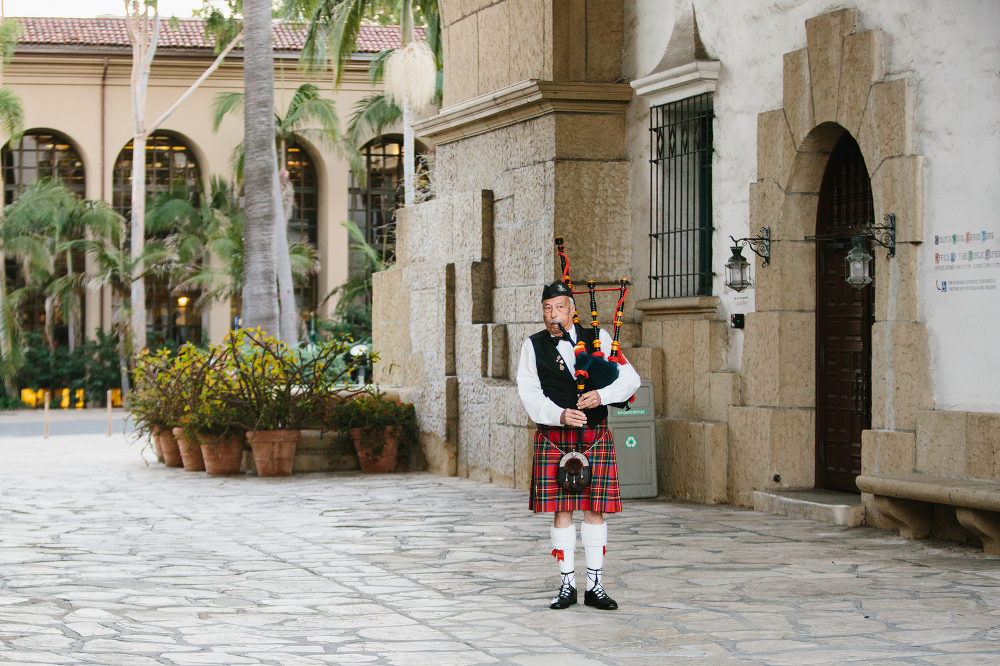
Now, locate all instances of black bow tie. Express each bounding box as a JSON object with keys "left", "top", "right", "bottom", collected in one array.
[{"left": 551, "top": 332, "right": 572, "bottom": 344}]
